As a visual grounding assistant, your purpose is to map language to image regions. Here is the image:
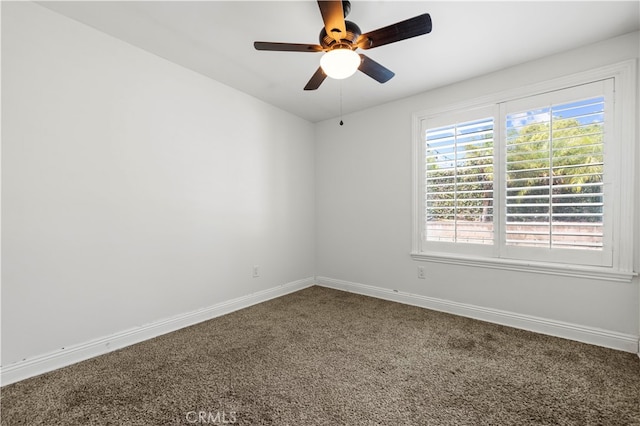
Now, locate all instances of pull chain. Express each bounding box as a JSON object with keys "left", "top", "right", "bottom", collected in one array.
[{"left": 339, "top": 81, "right": 344, "bottom": 126}]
